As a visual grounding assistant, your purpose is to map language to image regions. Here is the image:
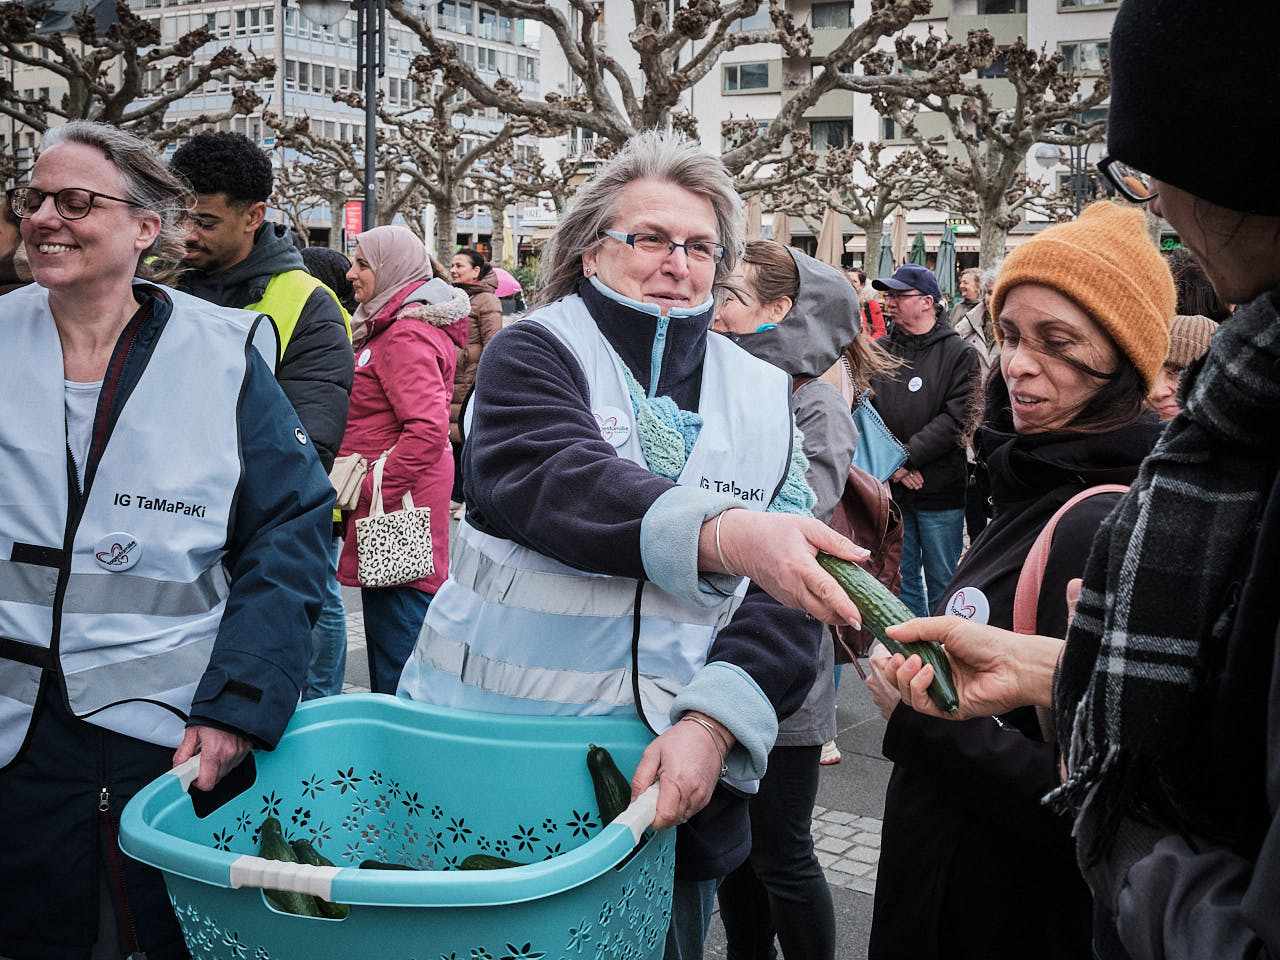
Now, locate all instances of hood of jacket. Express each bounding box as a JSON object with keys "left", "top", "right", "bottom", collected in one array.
[
  {"left": 457, "top": 270, "right": 500, "bottom": 299},
  {"left": 721, "top": 248, "right": 860, "bottom": 379},
  {"left": 179, "top": 222, "right": 305, "bottom": 308},
  {"left": 977, "top": 379, "right": 1164, "bottom": 509},
  {"left": 366, "top": 279, "right": 471, "bottom": 348}
]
